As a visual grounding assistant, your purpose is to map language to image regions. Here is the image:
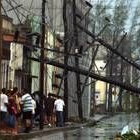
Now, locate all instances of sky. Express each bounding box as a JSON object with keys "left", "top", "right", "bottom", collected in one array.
[{"left": 90, "top": 0, "right": 140, "bottom": 32}]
